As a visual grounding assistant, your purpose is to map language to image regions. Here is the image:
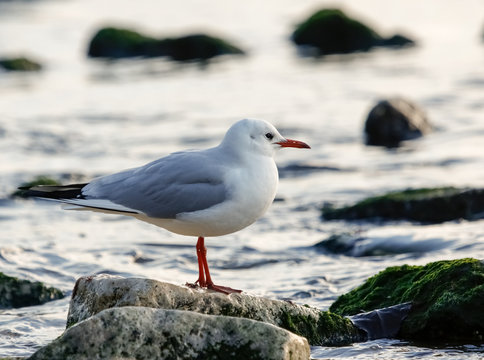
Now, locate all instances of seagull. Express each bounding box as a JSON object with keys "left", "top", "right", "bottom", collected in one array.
[{"left": 21, "top": 118, "right": 310, "bottom": 294}]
